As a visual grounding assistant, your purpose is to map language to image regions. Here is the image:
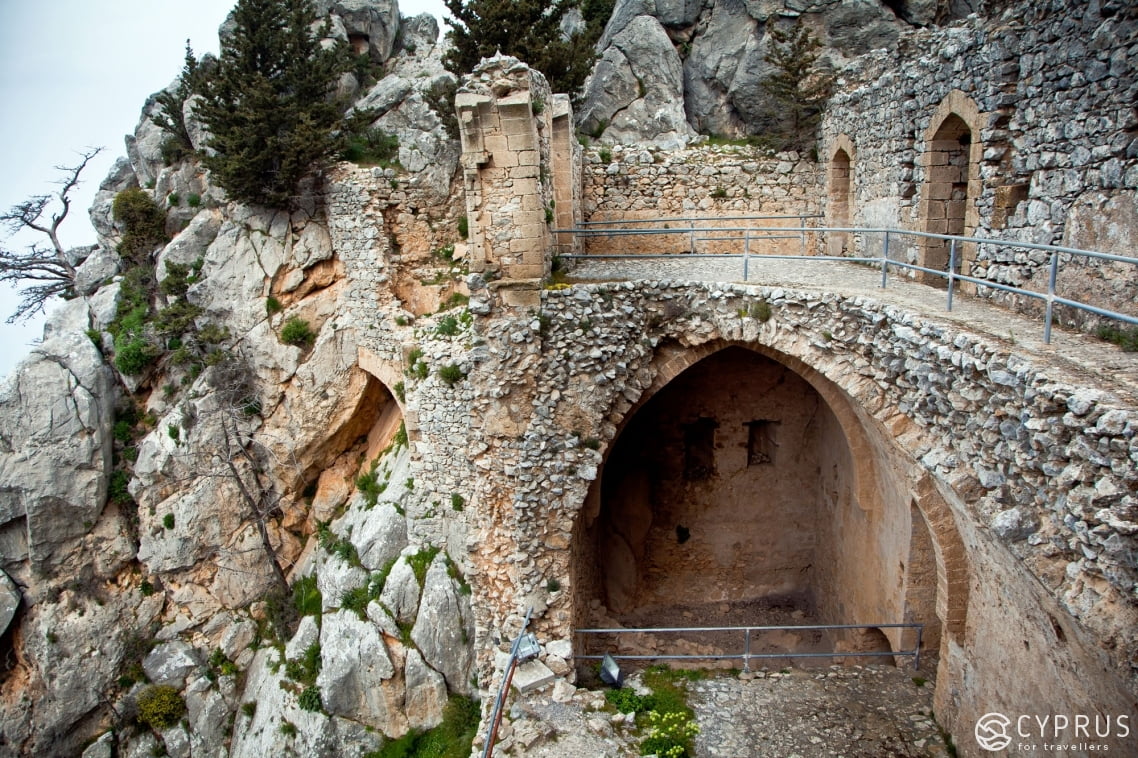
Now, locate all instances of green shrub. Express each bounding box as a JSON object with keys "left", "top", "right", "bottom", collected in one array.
[
  {"left": 167, "top": 192, "right": 181, "bottom": 207},
  {"left": 393, "top": 421, "right": 408, "bottom": 447},
  {"left": 342, "top": 128, "right": 400, "bottom": 167},
  {"left": 750, "top": 300, "right": 772, "bottom": 322},
  {"left": 162, "top": 514, "right": 175, "bottom": 530},
  {"left": 136, "top": 684, "right": 186, "bottom": 730},
  {"left": 366, "top": 695, "right": 479, "bottom": 758},
  {"left": 298, "top": 685, "right": 323, "bottom": 712},
  {"left": 108, "top": 470, "right": 134, "bottom": 506},
  {"left": 408, "top": 546, "right": 440, "bottom": 587},
  {"left": 1097, "top": 325, "right": 1138, "bottom": 352},
  {"left": 280, "top": 316, "right": 316, "bottom": 347},
  {"left": 439, "top": 293, "right": 469, "bottom": 312},
  {"left": 450, "top": 493, "right": 464, "bottom": 512},
  {"left": 436, "top": 315, "right": 460, "bottom": 336},
  {"left": 284, "top": 642, "right": 322, "bottom": 686},
  {"left": 394, "top": 381, "right": 406, "bottom": 402},
  {"left": 606, "top": 687, "right": 649, "bottom": 714},
  {"left": 357, "top": 462, "right": 387, "bottom": 508},
  {"left": 187, "top": 193, "right": 202, "bottom": 208},
  {"left": 340, "top": 585, "right": 370, "bottom": 618},
  {"left": 241, "top": 701, "right": 256, "bottom": 718},
  {"left": 114, "top": 336, "right": 159, "bottom": 376},
  {"left": 113, "top": 188, "right": 167, "bottom": 263},
  {"left": 457, "top": 216, "right": 469, "bottom": 239},
  {"left": 265, "top": 296, "right": 283, "bottom": 316},
  {"left": 438, "top": 364, "right": 465, "bottom": 386},
  {"left": 599, "top": 148, "right": 612, "bottom": 164},
  {"left": 280, "top": 720, "right": 297, "bottom": 737},
  {"left": 292, "top": 574, "right": 322, "bottom": 617}
]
